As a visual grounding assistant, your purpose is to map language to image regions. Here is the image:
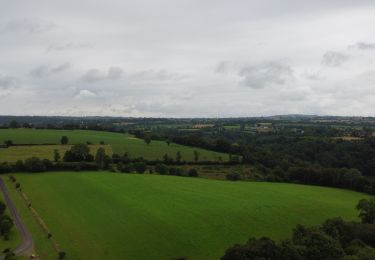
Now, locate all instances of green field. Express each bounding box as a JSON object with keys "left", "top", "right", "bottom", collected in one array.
[
  {"left": 0, "top": 144, "right": 112, "bottom": 162},
  {"left": 5, "top": 172, "right": 370, "bottom": 260},
  {"left": 0, "top": 129, "right": 228, "bottom": 161}
]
